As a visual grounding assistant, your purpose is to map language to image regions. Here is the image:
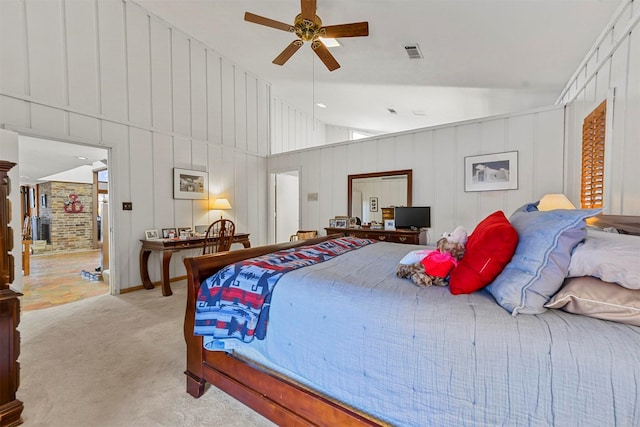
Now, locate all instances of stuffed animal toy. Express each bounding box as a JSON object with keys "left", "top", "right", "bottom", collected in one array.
[{"left": 396, "top": 226, "right": 467, "bottom": 287}]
